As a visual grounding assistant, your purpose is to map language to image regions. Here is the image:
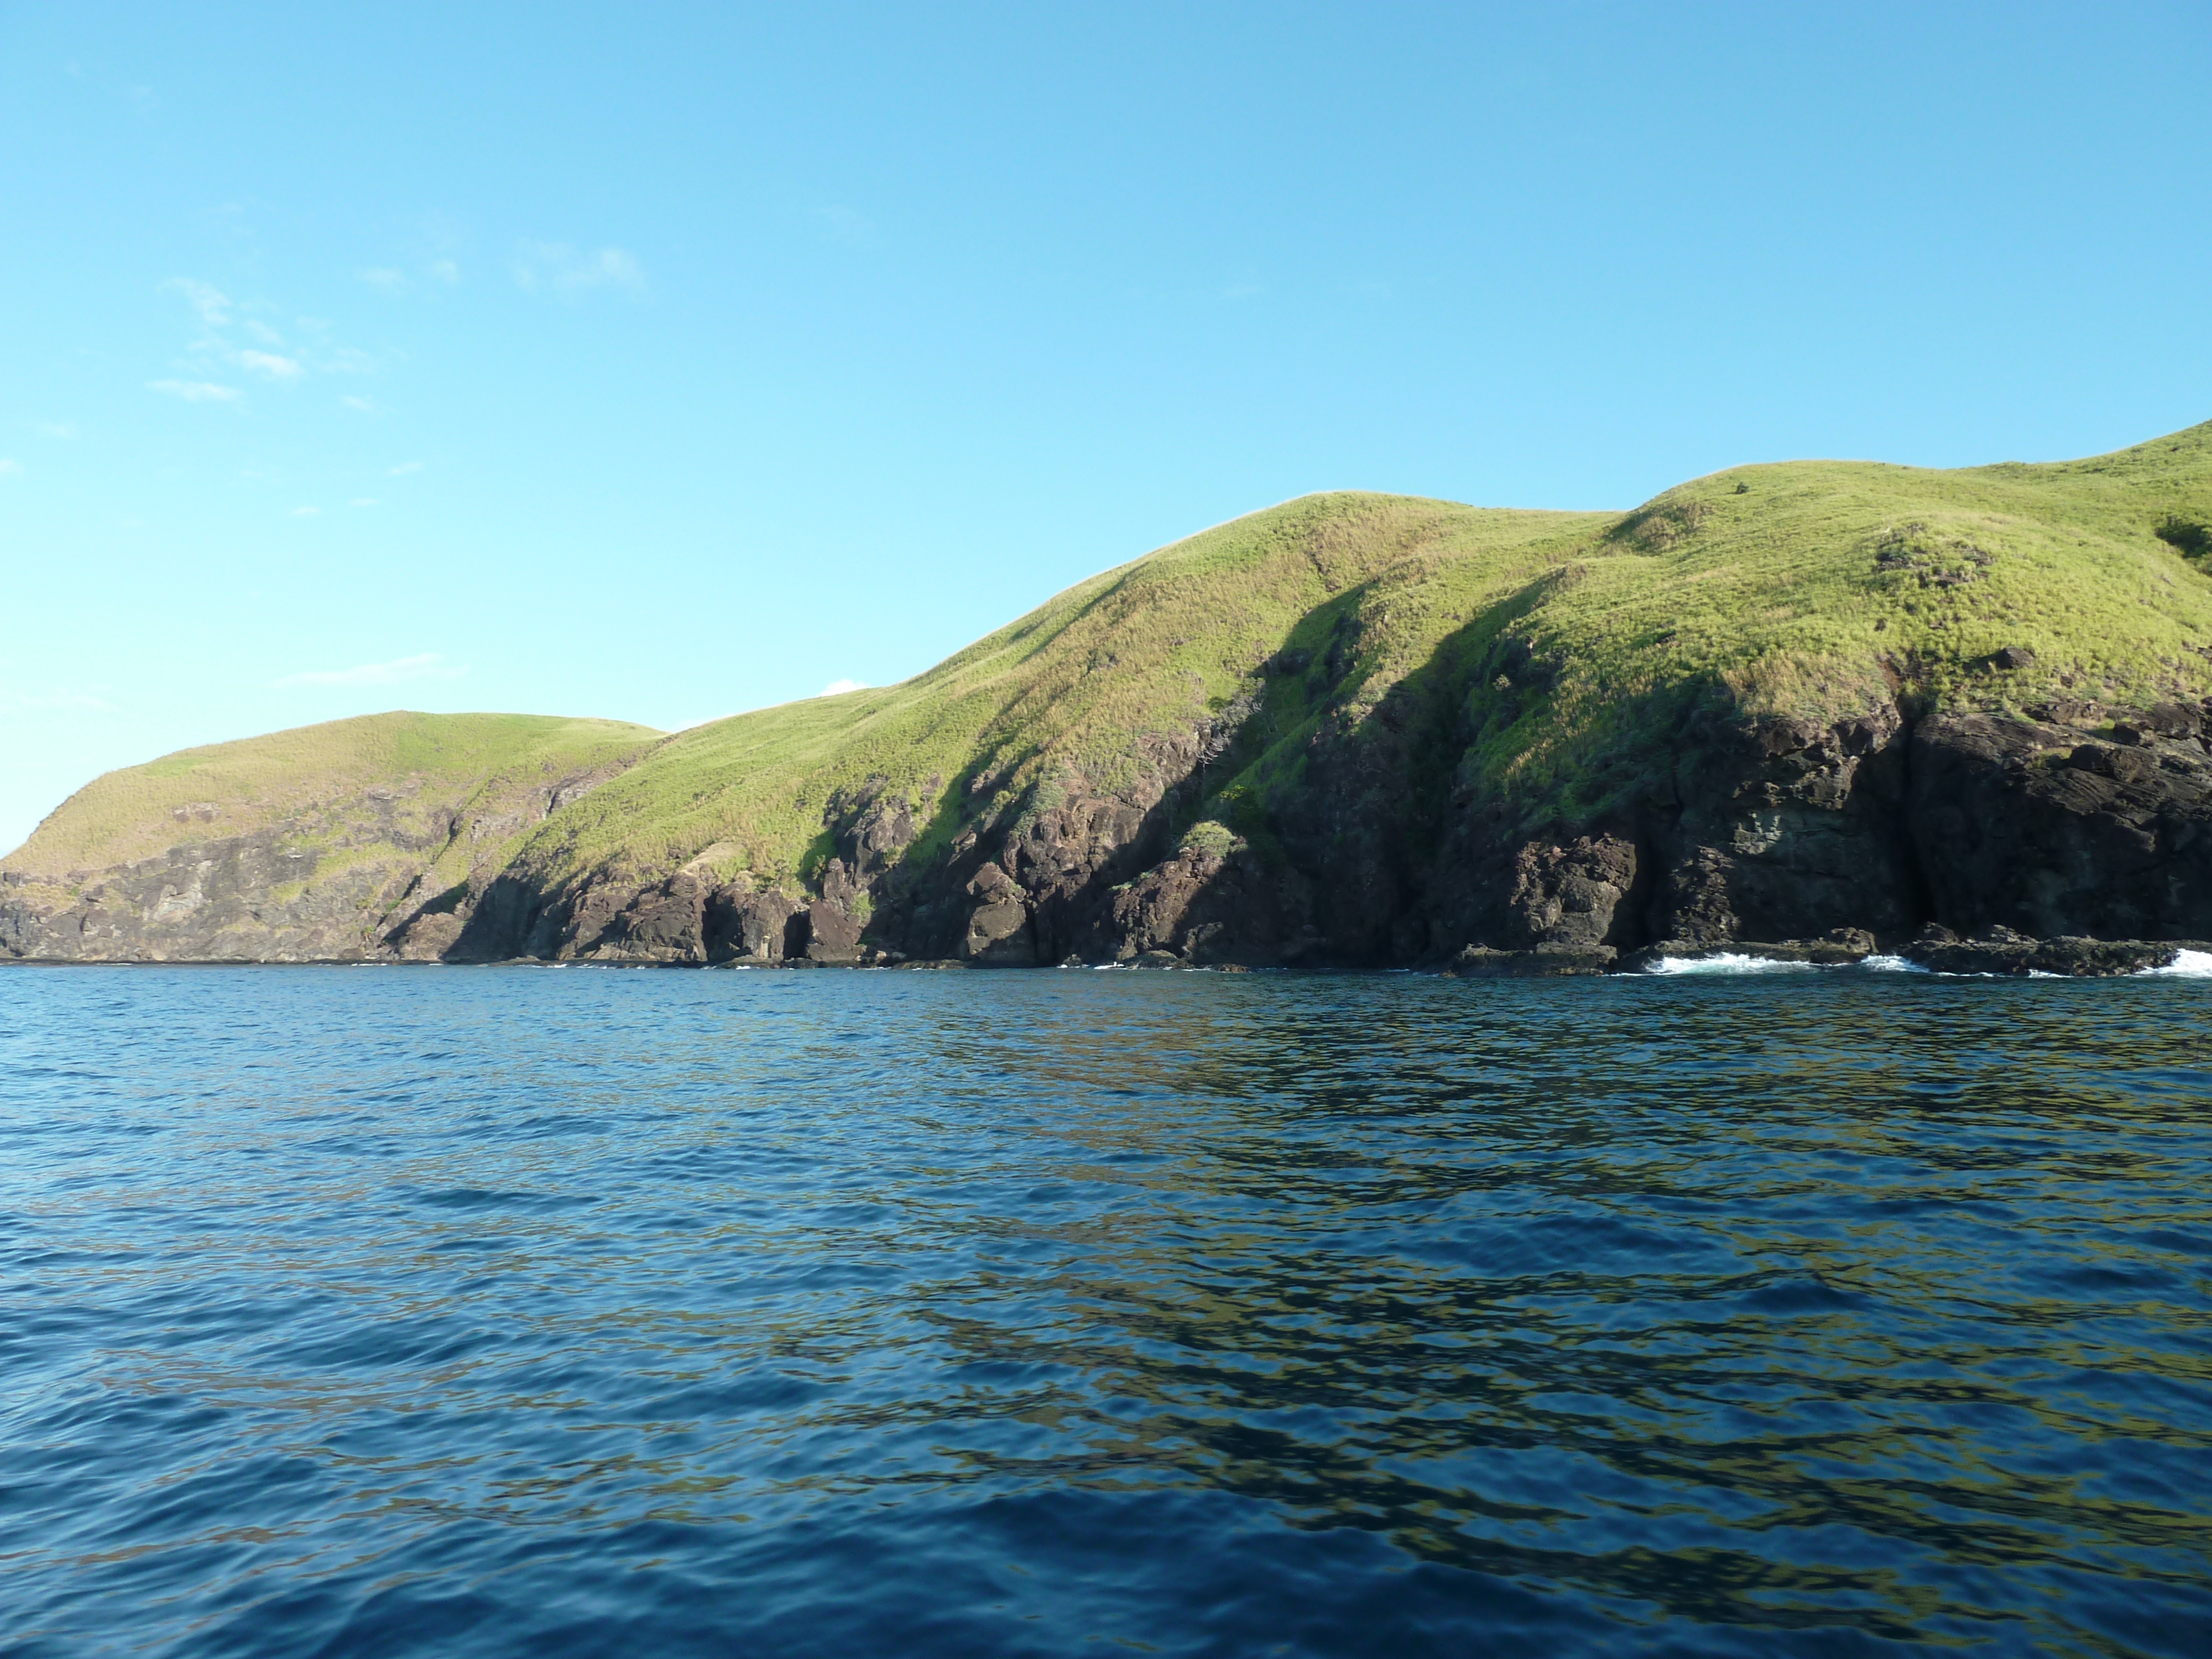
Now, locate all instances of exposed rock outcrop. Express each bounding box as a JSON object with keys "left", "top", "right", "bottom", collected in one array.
[
  {"left": 1908, "top": 708, "right": 2212, "bottom": 940},
  {"left": 1902, "top": 926, "right": 2186, "bottom": 977},
  {"left": 0, "top": 827, "right": 412, "bottom": 963},
  {"left": 15, "top": 679, "right": 2212, "bottom": 976},
  {"left": 477, "top": 684, "right": 2212, "bottom": 976},
  {"left": 3, "top": 734, "right": 653, "bottom": 964},
  {"left": 28, "top": 684, "right": 2211, "bottom": 975},
  {"left": 706, "top": 886, "right": 802, "bottom": 963}
]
